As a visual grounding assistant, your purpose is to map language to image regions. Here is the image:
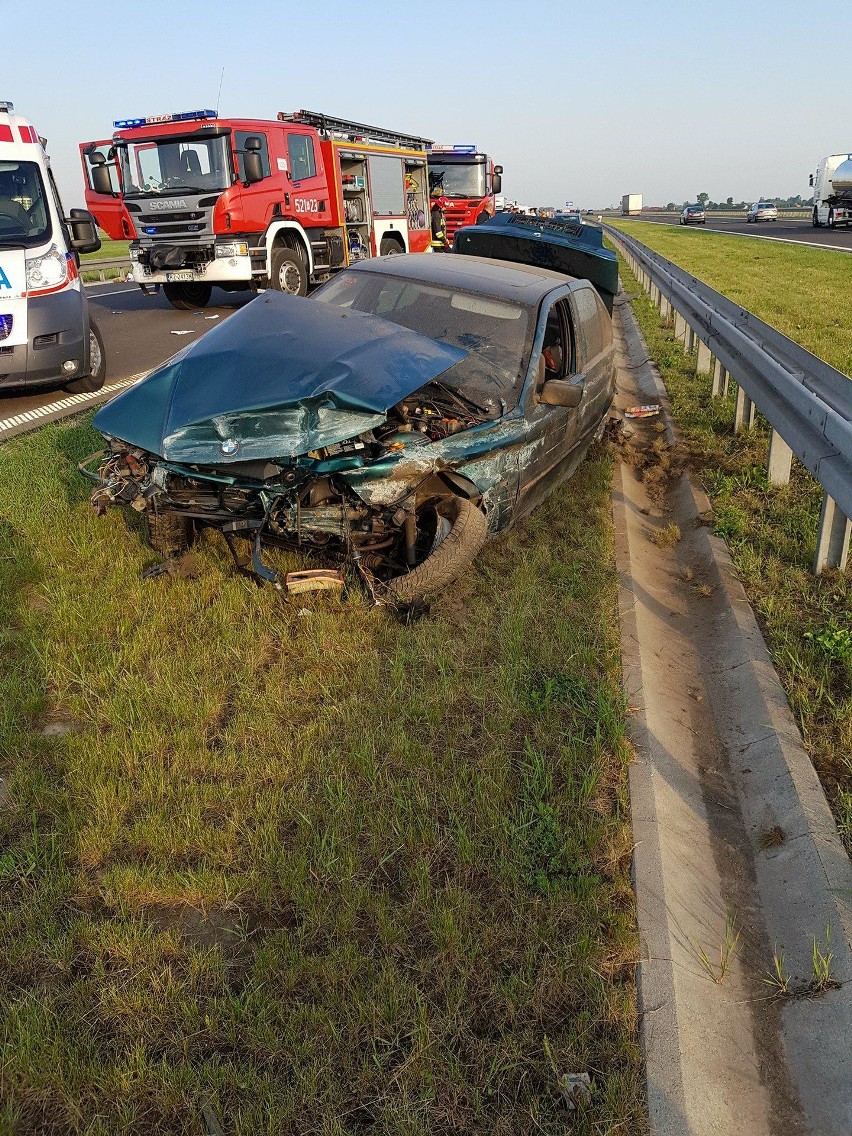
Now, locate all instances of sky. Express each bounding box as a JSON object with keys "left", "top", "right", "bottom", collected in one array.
[{"left": 2, "top": 0, "right": 850, "bottom": 211}]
